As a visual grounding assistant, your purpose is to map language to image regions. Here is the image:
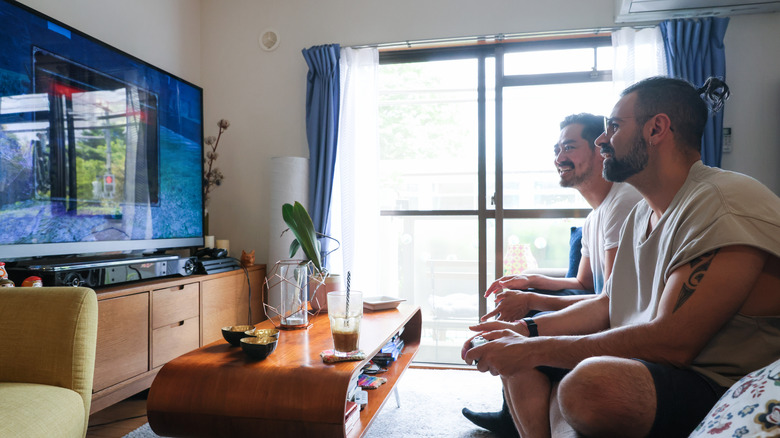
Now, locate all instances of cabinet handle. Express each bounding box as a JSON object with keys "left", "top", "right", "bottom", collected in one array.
[{"left": 170, "top": 320, "right": 185, "bottom": 328}]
